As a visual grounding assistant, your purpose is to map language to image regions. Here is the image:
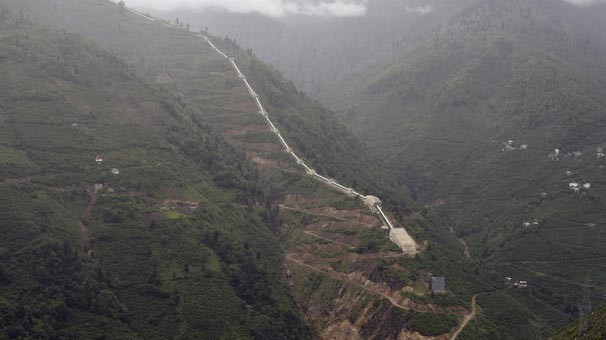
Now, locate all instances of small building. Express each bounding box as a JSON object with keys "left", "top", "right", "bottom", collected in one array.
[
  {"left": 532, "top": 221, "right": 539, "bottom": 227},
  {"left": 188, "top": 201, "right": 199, "bottom": 210},
  {"left": 111, "top": 168, "right": 120, "bottom": 175},
  {"left": 555, "top": 148, "right": 560, "bottom": 156},
  {"left": 504, "top": 277, "right": 513, "bottom": 285},
  {"left": 94, "top": 183, "right": 103, "bottom": 191},
  {"left": 569, "top": 183, "right": 580, "bottom": 189},
  {"left": 583, "top": 183, "right": 591, "bottom": 189},
  {"left": 431, "top": 276, "right": 446, "bottom": 293},
  {"left": 573, "top": 151, "right": 583, "bottom": 157},
  {"left": 95, "top": 155, "right": 103, "bottom": 163},
  {"left": 540, "top": 192, "right": 548, "bottom": 198},
  {"left": 598, "top": 148, "right": 604, "bottom": 158},
  {"left": 522, "top": 222, "right": 531, "bottom": 228},
  {"left": 520, "top": 144, "right": 528, "bottom": 150},
  {"left": 565, "top": 170, "right": 573, "bottom": 176},
  {"left": 518, "top": 280, "right": 528, "bottom": 288}
]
